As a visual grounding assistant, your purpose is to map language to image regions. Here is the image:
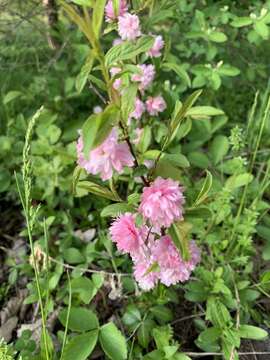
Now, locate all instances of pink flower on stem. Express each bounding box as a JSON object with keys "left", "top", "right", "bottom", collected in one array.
[
  {"left": 147, "top": 35, "right": 164, "bottom": 58},
  {"left": 130, "top": 98, "right": 145, "bottom": 120},
  {"left": 118, "top": 13, "right": 141, "bottom": 41},
  {"left": 105, "top": 0, "right": 128, "bottom": 22},
  {"left": 76, "top": 128, "right": 134, "bottom": 181},
  {"left": 139, "top": 177, "right": 185, "bottom": 230},
  {"left": 151, "top": 236, "right": 200, "bottom": 286},
  {"left": 146, "top": 95, "right": 167, "bottom": 116},
  {"left": 110, "top": 213, "right": 143, "bottom": 255},
  {"left": 110, "top": 67, "right": 122, "bottom": 91},
  {"left": 132, "top": 64, "right": 155, "bottom": 92}
]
